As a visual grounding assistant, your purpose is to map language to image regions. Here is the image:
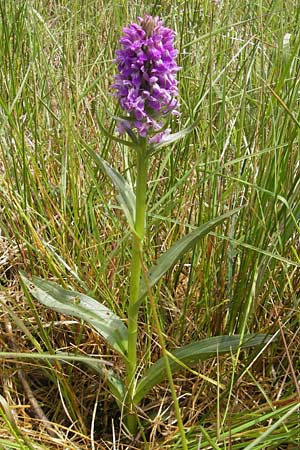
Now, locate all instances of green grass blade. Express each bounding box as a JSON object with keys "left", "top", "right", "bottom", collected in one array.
[{"left": 243, "top": 401, "right": 300, "bottom": 450}]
